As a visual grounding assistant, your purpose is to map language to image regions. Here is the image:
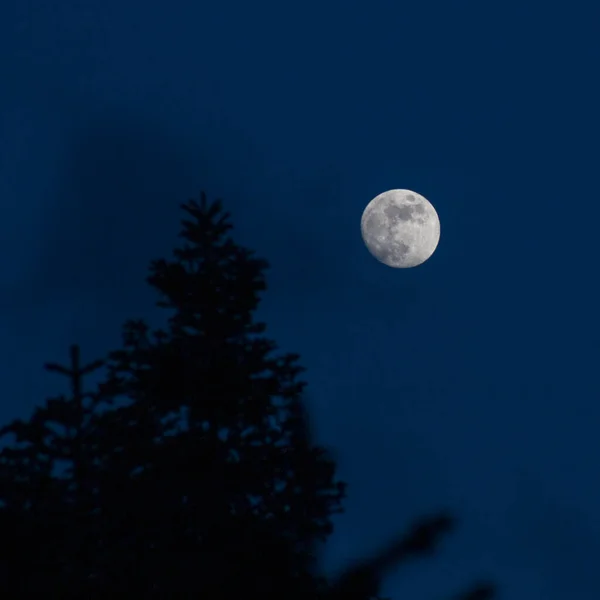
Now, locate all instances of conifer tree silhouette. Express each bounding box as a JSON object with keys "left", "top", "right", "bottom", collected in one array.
[
  {"left": 71, "top": 193, "right": 346, "bottom": 596},
  {"left": 0, "top": 344, "right": 106, "bottom": 594}
]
